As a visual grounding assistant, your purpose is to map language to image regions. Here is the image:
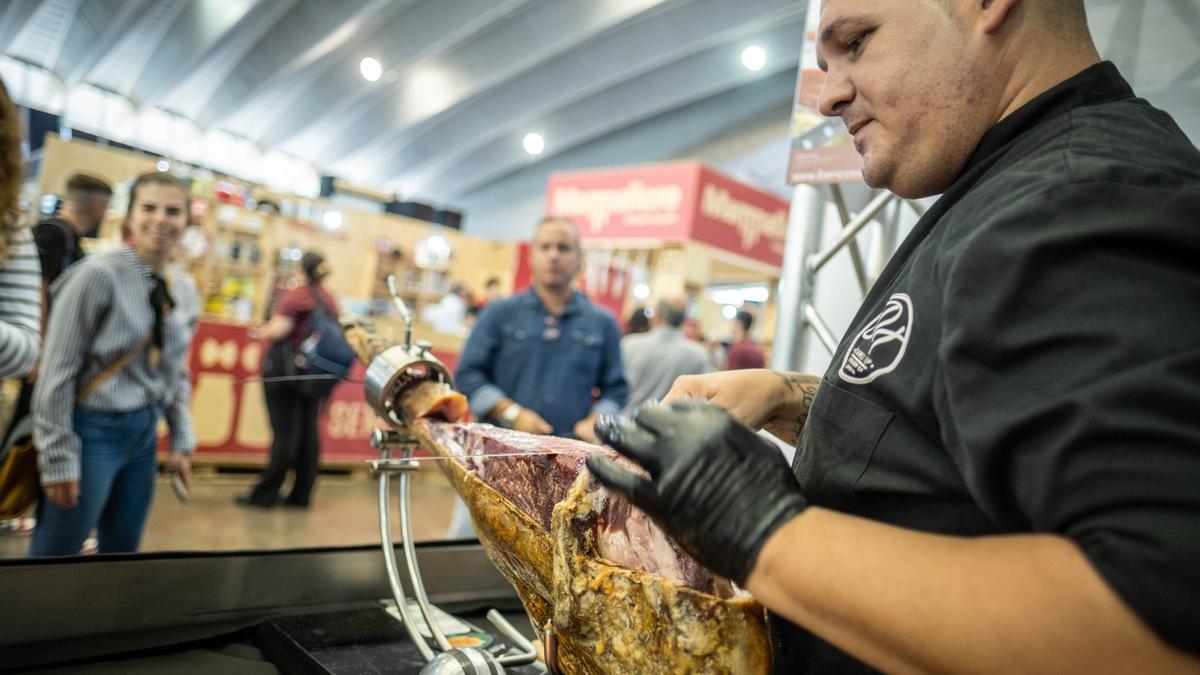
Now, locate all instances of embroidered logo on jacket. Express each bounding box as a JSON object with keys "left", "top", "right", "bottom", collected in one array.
[{"left": 839, "top": 293, "right": 913, "bottom": 385}]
